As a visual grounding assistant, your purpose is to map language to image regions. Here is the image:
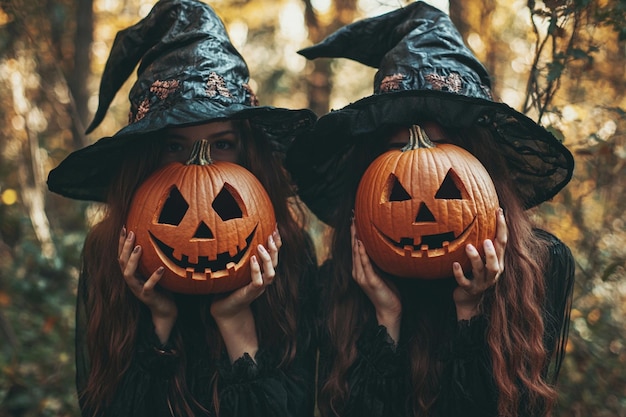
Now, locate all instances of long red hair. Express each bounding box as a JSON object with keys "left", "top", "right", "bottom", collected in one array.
[
  {"left": 79, "top": 121, "right": 310, "bottom": 416},
  {"left": 318, "top": 125, "right": 559, "bottom": 417}
]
